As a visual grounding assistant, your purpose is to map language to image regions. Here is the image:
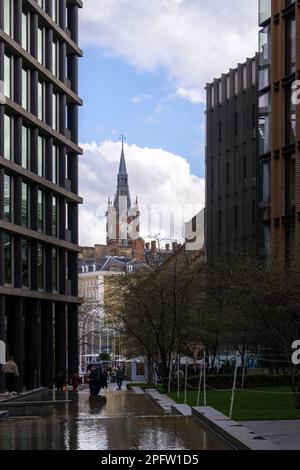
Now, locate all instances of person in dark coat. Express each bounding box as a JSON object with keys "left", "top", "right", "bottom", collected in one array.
[
  {"left": 101, "top": 366, "right": 108, "bottom": 389},
  {"left": 88, "top": 365, "right": 102, "bottom": 397},
  {"left": 116, "top": 366, "right": 125, "bottom": 390},
  {"left": 55, "top": 371, "right": 66, "bottom": 391}
]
